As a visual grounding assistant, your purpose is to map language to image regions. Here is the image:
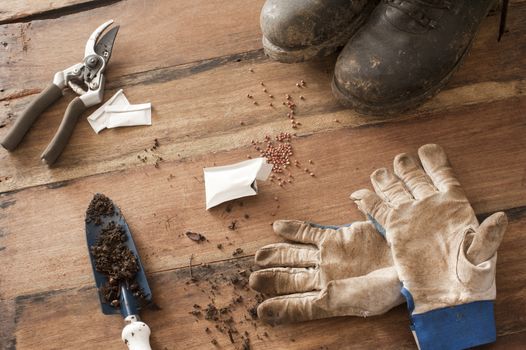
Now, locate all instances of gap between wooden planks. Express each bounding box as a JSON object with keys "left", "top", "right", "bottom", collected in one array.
[
  {"left": 0, "top": 0, "right": 265, "bottom": 100},
  {"left": 0, "top": 96, "right": 525, "bottom": 300},
  {"left": 3, "top": 207, "right": 526, "bottom": 350},
  {"left": 0, "top": 0, "right": 108, "bottom": 24},
  {"left": 0, "top": 2, "right": 525, "bottom": 193},
  {"left": 0, "top": 0, "right": 523, "bottom": 101}
]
